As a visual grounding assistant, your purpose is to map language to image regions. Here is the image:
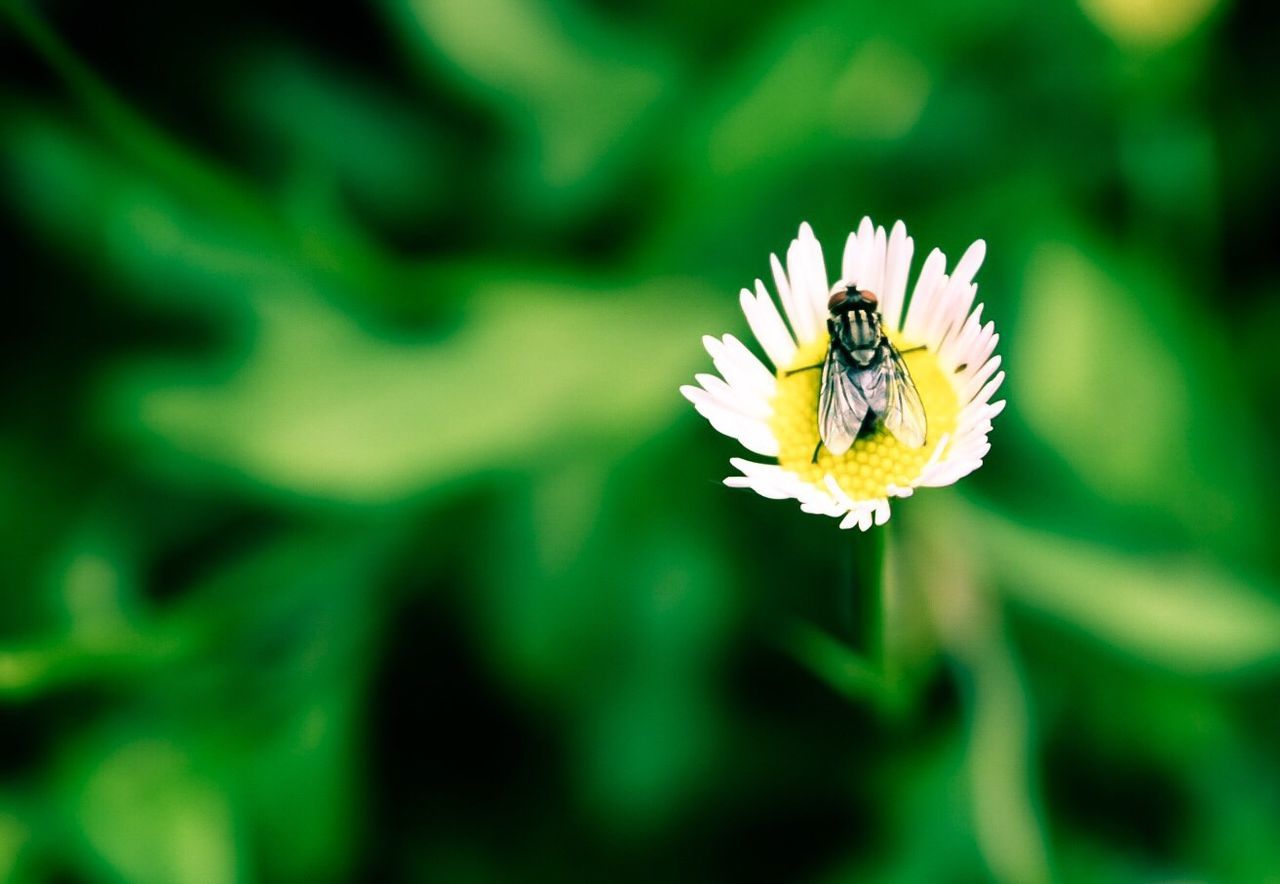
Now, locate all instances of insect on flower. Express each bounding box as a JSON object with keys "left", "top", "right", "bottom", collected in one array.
[
  {"left": 681, "top": 218, "right": 1005, "bottom": 530},
  {"left": 788, "top": 285, "right": 927, "bottom": 462}
]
